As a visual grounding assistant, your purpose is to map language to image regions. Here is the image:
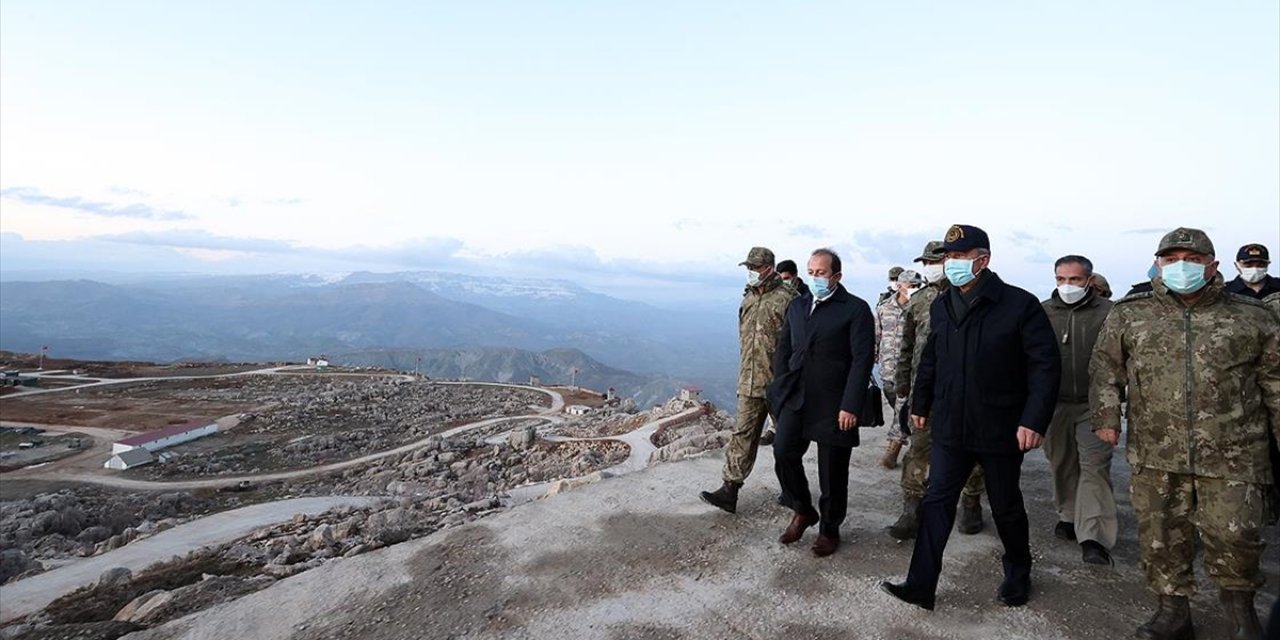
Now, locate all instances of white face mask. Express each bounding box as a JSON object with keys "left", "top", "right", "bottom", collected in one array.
[
  {"left": 1057, "top": 284, "right": 1088, "bottom": 304},
  {"left": 1240, "top": 266, "right": 1268, "bottom": 284},
  {"left": 921, "top": 264, "right": 945, "bottom": 283},
  {"left": 746, "top": 270, "right": 762, "bottom": 287},
  {"left": 906, "top": 287, "right": 922, "bottom": 298}
]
